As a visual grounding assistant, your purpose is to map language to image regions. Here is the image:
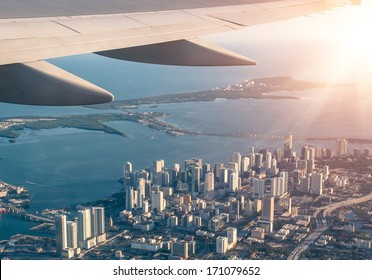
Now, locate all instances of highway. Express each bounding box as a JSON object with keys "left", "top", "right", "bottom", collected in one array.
[{"left": 288, "top": 190, "right": 372, "bottom": 260}]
